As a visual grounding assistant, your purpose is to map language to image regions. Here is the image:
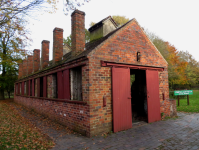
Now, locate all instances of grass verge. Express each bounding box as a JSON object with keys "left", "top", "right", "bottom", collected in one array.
[
  {"left": 0, "top": 99, "right": 55, "bottom": 149},
  {"left": 175, "top": 90, "right": 199, "bottom": 113}
]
